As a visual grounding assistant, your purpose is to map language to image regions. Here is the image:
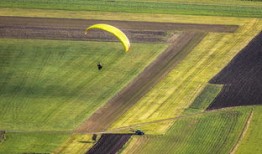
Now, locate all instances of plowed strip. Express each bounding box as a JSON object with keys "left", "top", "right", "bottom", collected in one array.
[
  {"left": 76, "top": 32, "right": 205, "bottom": 133},
  {"left": 0, "top": 16, "right": 237, "bottom": 42},
  {"left": 208, "top": 32, "right": 262, "bottom": 109},
  {"left": 86, "top": 134, "right": 132, "bottom": 154},
  {"left": 0, "top": 16, "right": 238, "bottom": 32}
]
